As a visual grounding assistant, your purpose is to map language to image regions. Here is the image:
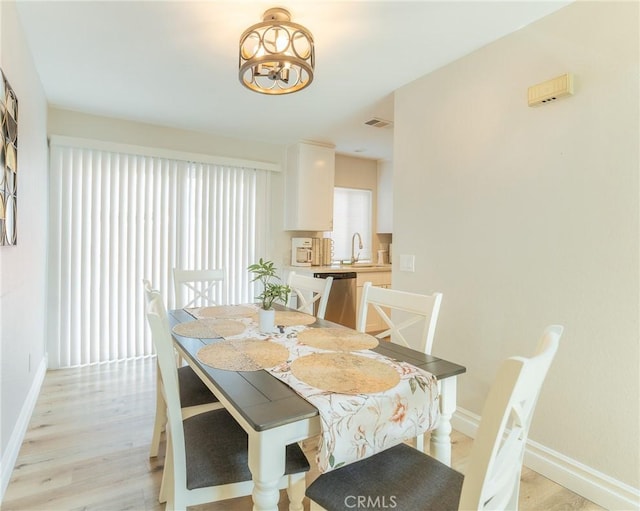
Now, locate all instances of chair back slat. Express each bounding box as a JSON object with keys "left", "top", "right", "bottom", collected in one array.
[
  {"left": 287, "top": 272, "right": 334, "bottom": 319},
  {"left": 173, "top": 268, "right": 226, "bottom": 308},
  {"left": 357, "top": 282, "right": 443, "bottom": 354}
]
